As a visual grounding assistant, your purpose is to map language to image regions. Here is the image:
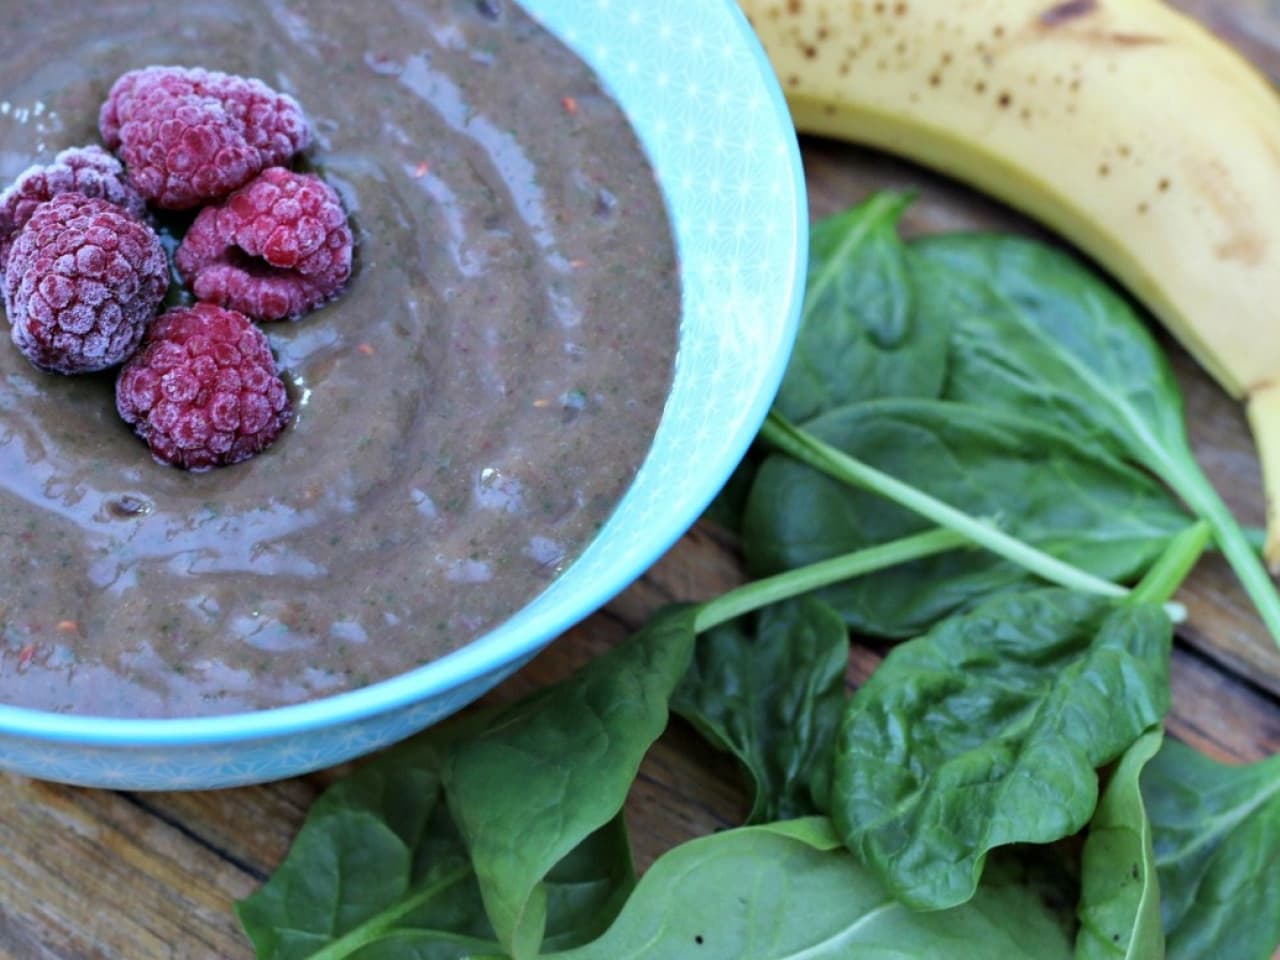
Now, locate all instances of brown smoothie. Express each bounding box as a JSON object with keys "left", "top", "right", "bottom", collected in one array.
[{"left": 0, "top": 0, "right": 679, "bottom": 717}]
